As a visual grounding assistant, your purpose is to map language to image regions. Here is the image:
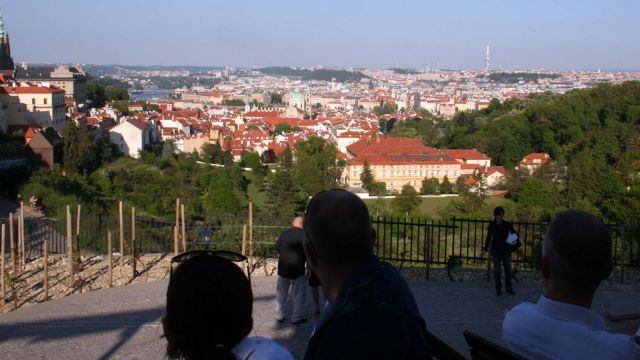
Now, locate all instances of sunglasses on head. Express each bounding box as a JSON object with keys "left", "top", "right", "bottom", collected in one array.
[{"left": 170, "top": 250, "right": 251, "bottom": 285}]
